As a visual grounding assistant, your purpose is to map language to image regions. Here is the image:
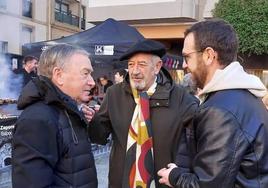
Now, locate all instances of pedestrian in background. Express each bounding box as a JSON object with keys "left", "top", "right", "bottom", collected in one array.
[
  {"left": 99, "top": 75, "right": 113, "bottom": 93},
  {"left": 21, "top": 55, "right": 38, "bottom": 86},
  {"left": 114, "top": 68, "right": 127, "bottom": 84},
  {"left": 158, "top": 19, "right": 268, "bottom": 188},
  {"left": 12, "top": 44, "right": 98, "bottom": 188},
  {"left": 87, "top": 39, "right": 198, "bottom": 188}
]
